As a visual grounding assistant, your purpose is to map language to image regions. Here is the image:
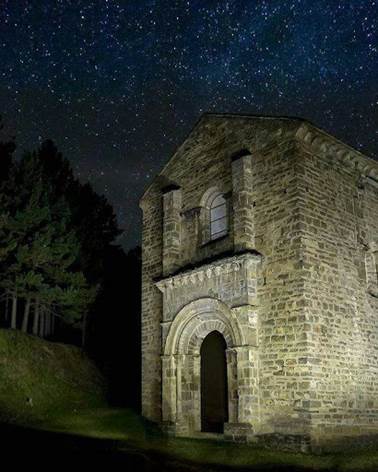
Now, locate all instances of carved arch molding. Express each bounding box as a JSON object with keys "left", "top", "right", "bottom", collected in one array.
[{"left": 161, "top": 297, "right": 259, "bottom": 436}]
